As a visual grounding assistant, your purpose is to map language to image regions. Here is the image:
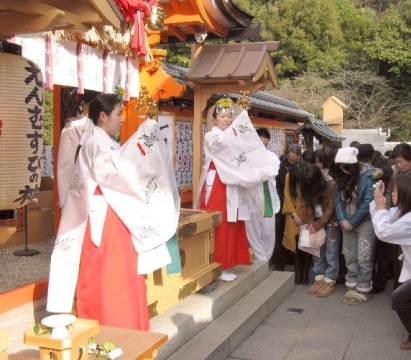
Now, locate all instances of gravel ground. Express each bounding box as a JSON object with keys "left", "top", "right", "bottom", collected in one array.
[{"left": 0, "top": 239, "right": 54, "bottom": 293}]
